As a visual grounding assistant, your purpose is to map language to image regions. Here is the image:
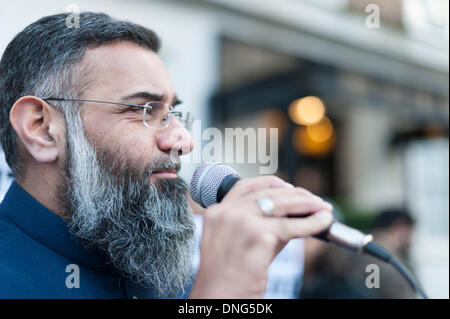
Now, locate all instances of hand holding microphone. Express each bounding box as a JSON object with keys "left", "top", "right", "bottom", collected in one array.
[
  {"left": 189, "top": 163, "right": 333, "bottom": 298},
  {"left": 189, "top": 162, "right": 428, "bottom": 299}
]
